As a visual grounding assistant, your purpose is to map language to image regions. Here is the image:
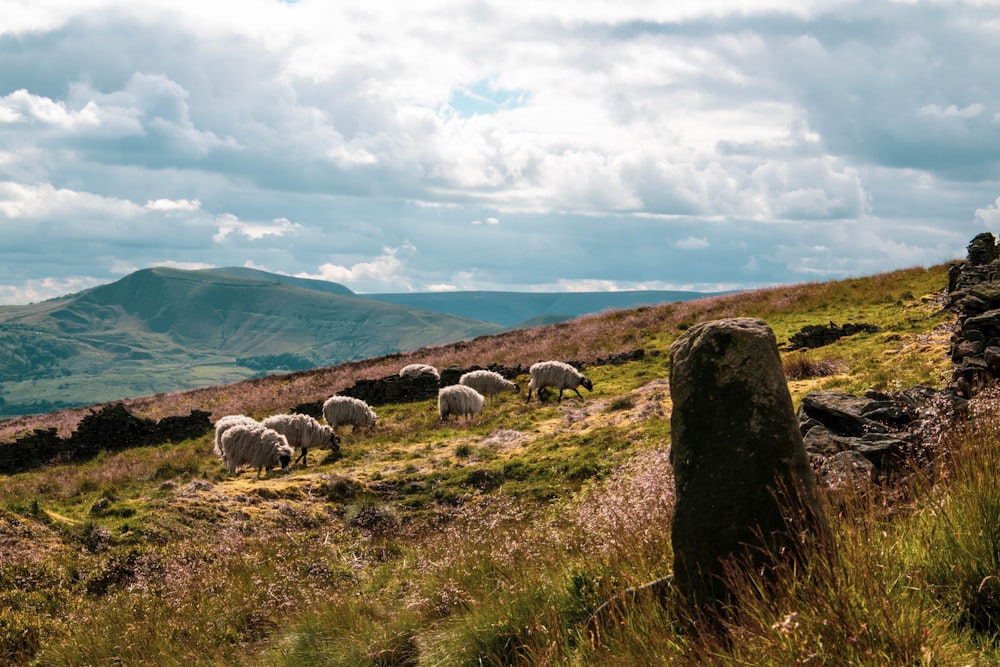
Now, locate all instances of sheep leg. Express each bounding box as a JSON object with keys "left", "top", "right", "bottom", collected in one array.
[
  {"left": 572, "top": 388, "right": 585, "bottom": 400},
  {"left": 294, "top": 448, "right": 308, "bottom": 467}
]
